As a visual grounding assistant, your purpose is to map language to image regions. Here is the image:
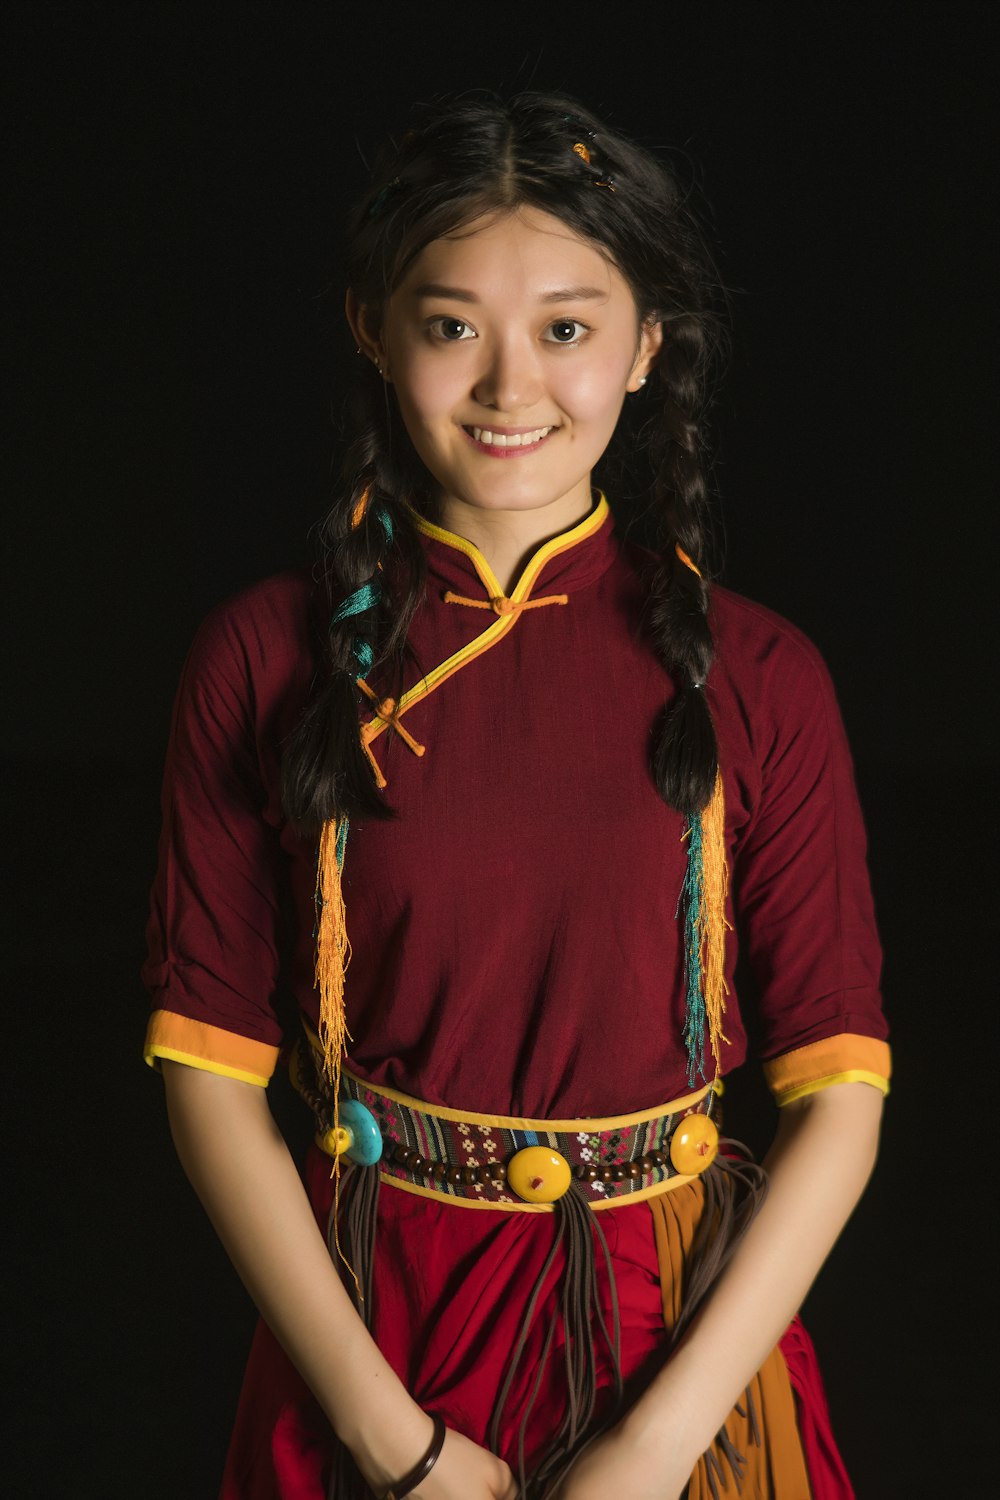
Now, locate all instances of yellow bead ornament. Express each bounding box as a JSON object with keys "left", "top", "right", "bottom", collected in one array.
[
  {"left": 319, "top": 1124, "right": 352, "bottom": 1157},
  {"left": 669, "top": 1113, "right": 720, "bottom": 1176},
  {"left": 507, "top": 1146, "right": 572, "bottom": 1203}
]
